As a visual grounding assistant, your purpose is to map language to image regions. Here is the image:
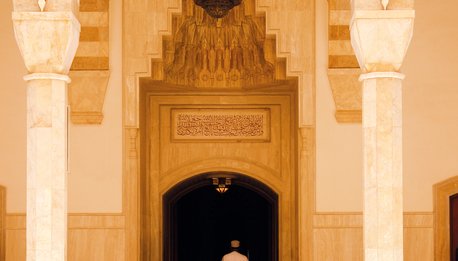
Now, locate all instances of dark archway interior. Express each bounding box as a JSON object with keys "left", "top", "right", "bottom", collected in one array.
[
  {"left": 177, "top": 185, "right": 269, "bottom": 260},
  {"left": 450, "top": 194, "right": 458, "bottom": 261},
  {"left": 163, "top": 174, "right": 278, "bottom": 261}
]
